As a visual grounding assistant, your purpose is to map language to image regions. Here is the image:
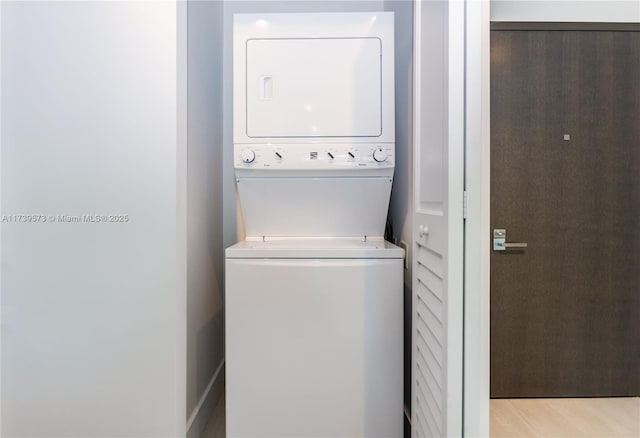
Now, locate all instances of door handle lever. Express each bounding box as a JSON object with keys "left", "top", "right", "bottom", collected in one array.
[
  {"left": 504, "top": 242, "right": 527, "bottom": 249},
  {"left": 493, "top": 229, "right": 527, "bottom": 251}
]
